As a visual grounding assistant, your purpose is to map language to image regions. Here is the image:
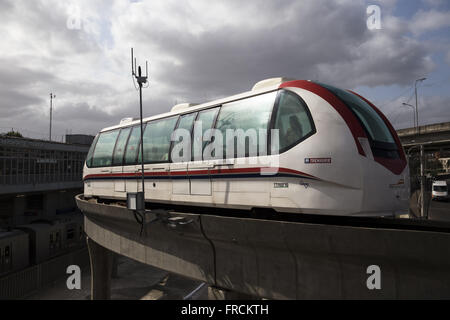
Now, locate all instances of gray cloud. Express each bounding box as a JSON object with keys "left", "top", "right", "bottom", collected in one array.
[{"left": 0, "top": 0, "right": 447, "bottom": 140}]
